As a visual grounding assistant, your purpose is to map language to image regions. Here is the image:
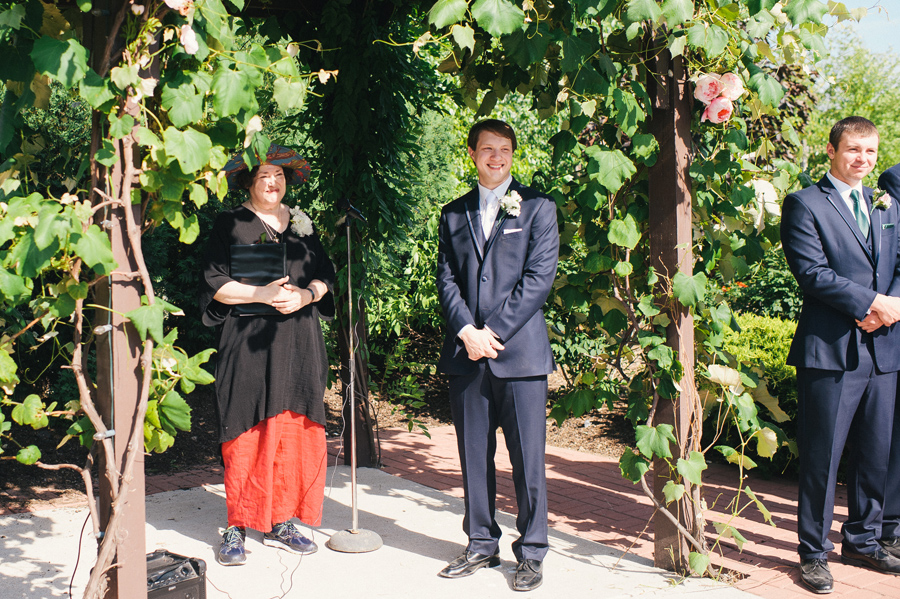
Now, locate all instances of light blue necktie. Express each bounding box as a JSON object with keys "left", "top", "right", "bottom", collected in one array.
[{"left": 850, "top": 189, "right": 869, "bottom": 239}]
